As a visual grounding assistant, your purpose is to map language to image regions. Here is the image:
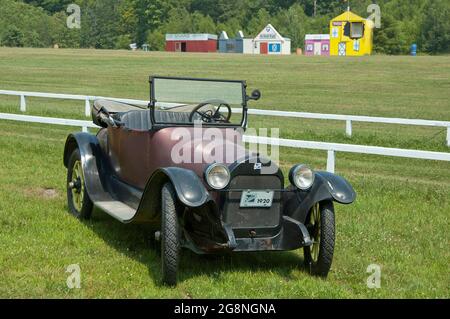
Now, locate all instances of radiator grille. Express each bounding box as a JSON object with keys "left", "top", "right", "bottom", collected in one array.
[{"left": 223, "top": 175, "right": 282, "bottom": 229}]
